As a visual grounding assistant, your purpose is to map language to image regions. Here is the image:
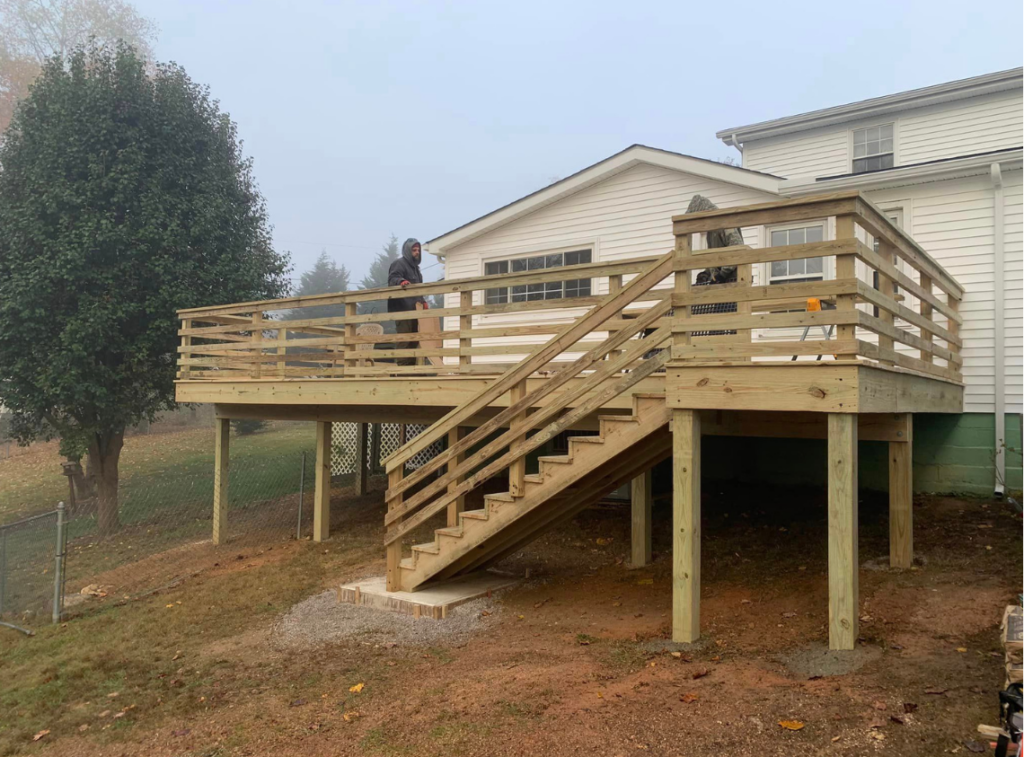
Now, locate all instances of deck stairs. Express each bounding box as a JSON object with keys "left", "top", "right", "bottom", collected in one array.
[
  {"left": 398, "top": 393, "right": 670, "bottom": 590},
  {"left": 383, "top": 248, "right": 677, "bottom": 593}
]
